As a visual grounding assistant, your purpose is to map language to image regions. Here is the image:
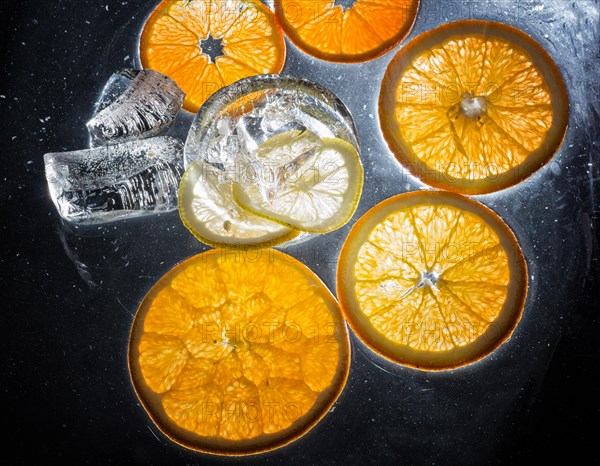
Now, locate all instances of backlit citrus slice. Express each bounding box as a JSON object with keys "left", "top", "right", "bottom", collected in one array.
[
  {"left": 129, "top": 249, "right": 350, "bottom": 455},
  {"left": 232, "top": 135, "right": 363, "bottom": 233},
  {"left": 337, "top": 191, "right": 527, "bottom": 370},
  {"left": 274, "top": 0, "right": 420, "bottom": 62},
  {"left": 379, "top": 20, "right": 569, "bottom": 194},
  {"left": 178, "top": 160, "right": 298, "bottom": 249},
  {"left": 140, "top": 0, "right": 286, "bottom": 113}
]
